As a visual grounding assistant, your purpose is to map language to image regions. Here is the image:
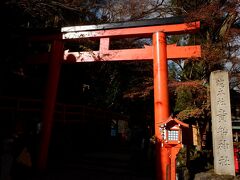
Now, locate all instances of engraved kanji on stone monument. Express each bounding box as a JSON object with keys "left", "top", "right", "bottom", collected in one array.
[{"left": 210, "top": 70, "right": 235, "bottom": 176}]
